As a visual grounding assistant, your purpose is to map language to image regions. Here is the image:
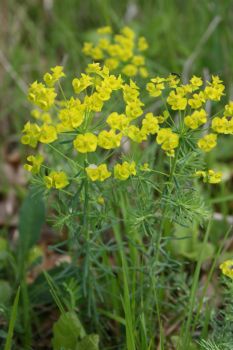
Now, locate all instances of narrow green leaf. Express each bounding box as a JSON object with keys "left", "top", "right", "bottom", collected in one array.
[{"left": 4, "top": 286, "right": 20, "bottom": 350}]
